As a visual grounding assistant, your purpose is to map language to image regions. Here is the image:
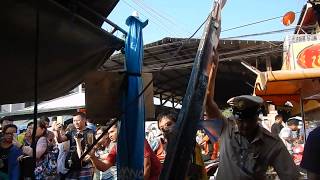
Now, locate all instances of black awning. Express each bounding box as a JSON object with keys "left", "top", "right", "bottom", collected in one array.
[{"left": 0, "top": 0, "right": 124, "bottom": 104}]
